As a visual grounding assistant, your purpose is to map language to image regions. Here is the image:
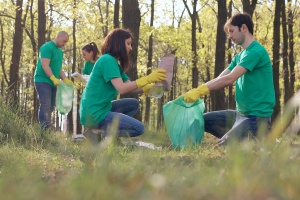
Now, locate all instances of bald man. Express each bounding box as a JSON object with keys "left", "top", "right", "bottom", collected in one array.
[{"left": 34, "top": 31, "right": 73, "bottom": 130}]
